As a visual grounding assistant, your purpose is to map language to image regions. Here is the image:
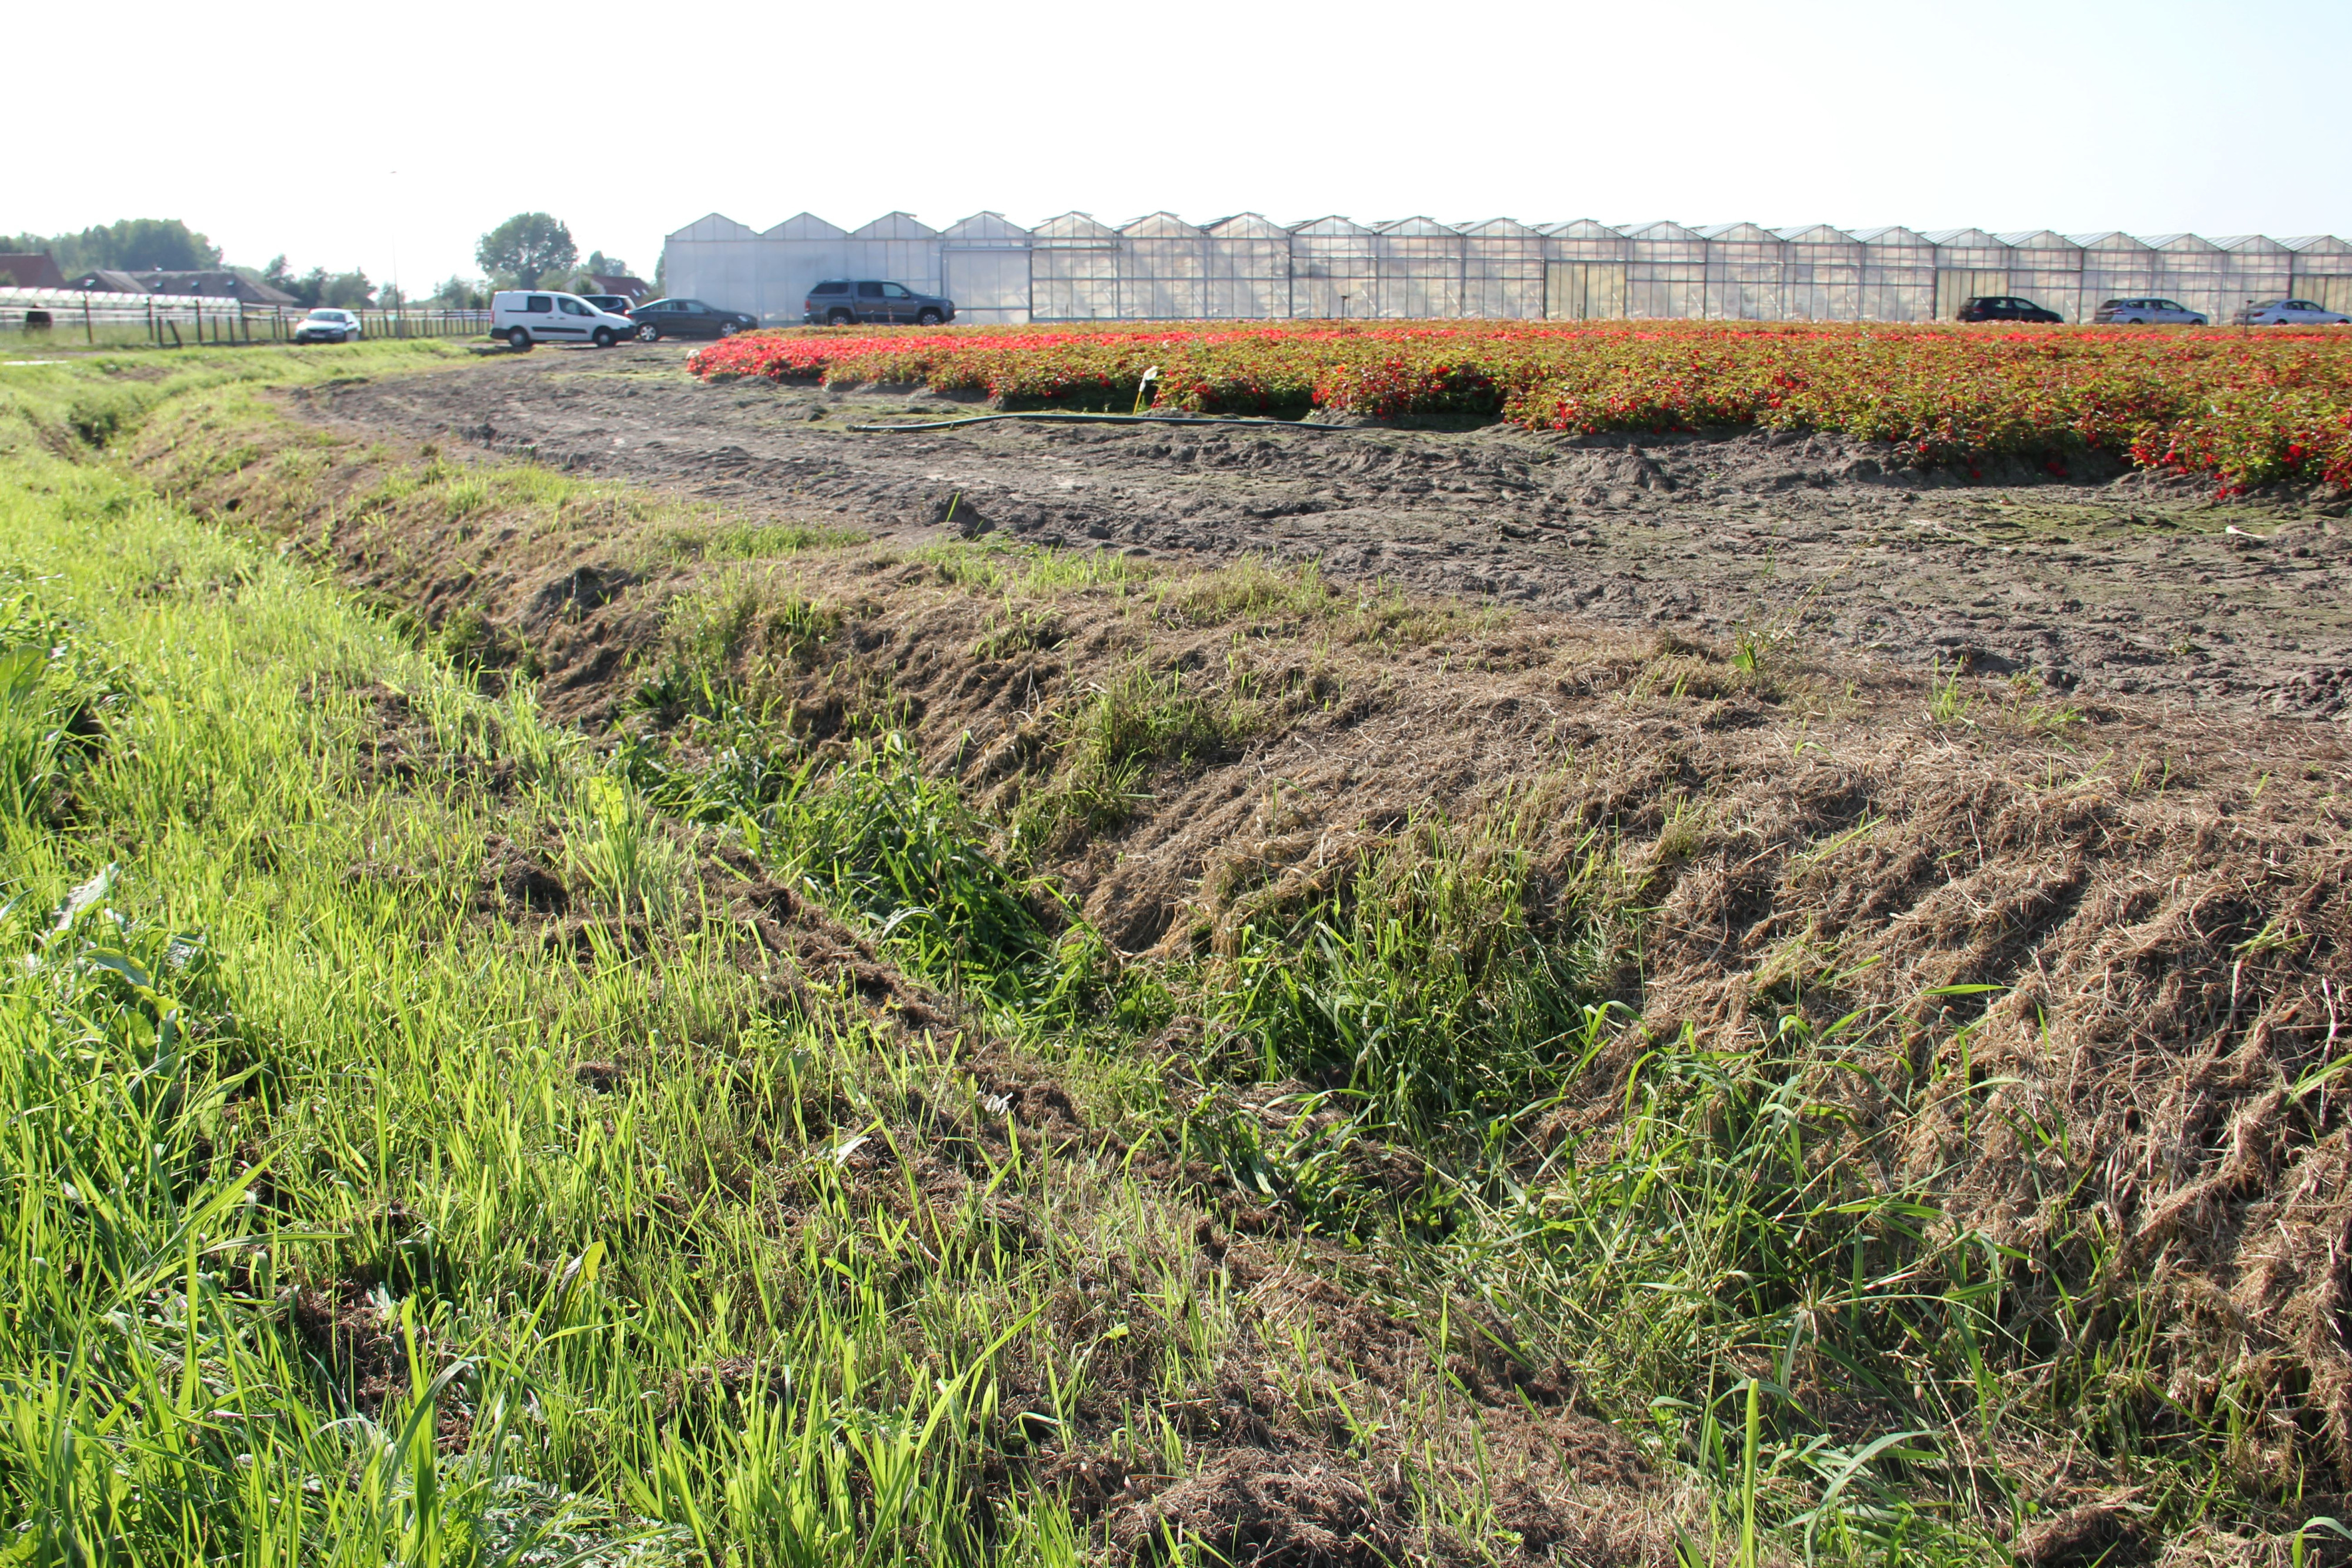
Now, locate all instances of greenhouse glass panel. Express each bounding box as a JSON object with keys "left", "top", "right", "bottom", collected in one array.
[
  {"left": 1461, "top": 219, "right": 1545, "bottom": 319},
  {"left": 2142, "top": 235, "right": 2227, "bottom": 323},
  {"left": 1204, "top": 214, "right": 1290, "bottom": 320},
  {"left": 939, "top": 212, "right": 1033, "bottom": 324},
  {"left": 846, "top": 213, "right": 942, "bottom": 296},
  {"left": 2214, "top": 236, "right": 2295, "bottom": 320},
  {"left": 664, "top": 213, "right": 763, "bottom": 319},
  {"left": 1856, "top": 228, "right": 1936, "bottom": 321},
  {"left": 2070, "top": 233, "right": 2158, "bottom": 317},
  {"left": 1116, "top": 213, "right": 1208, "bottom": 320},
  {"left": 1031, "top": 213, "right": 1120, "bottom": 322},
  {"left": 1927, "top": 230, "right": 2013, "bottom": 320},
  {"left": 1774, "top": 226, "right": 1860, "bottom": 321},
  {"left": 1622, "top": 222, "right": 1705, "bottom": 319},
  {"left": 1375, "top": 218, "right": 1464, "bottom": 319},
  {"left": 1290, "top": 217, "right": 1377, "bottom": 319},
  {"left": 1996, "top": 231, "right": 2084, "bottom": 321},
  {"left": 1698, "top": 223, "right": 1785, "bottom": 320},
  {"left": 757, "top": 213, "right": 853, "bottom": 323},
  {"left": 2285, "top": 236, "right": 2352, "bottom": 316}
]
